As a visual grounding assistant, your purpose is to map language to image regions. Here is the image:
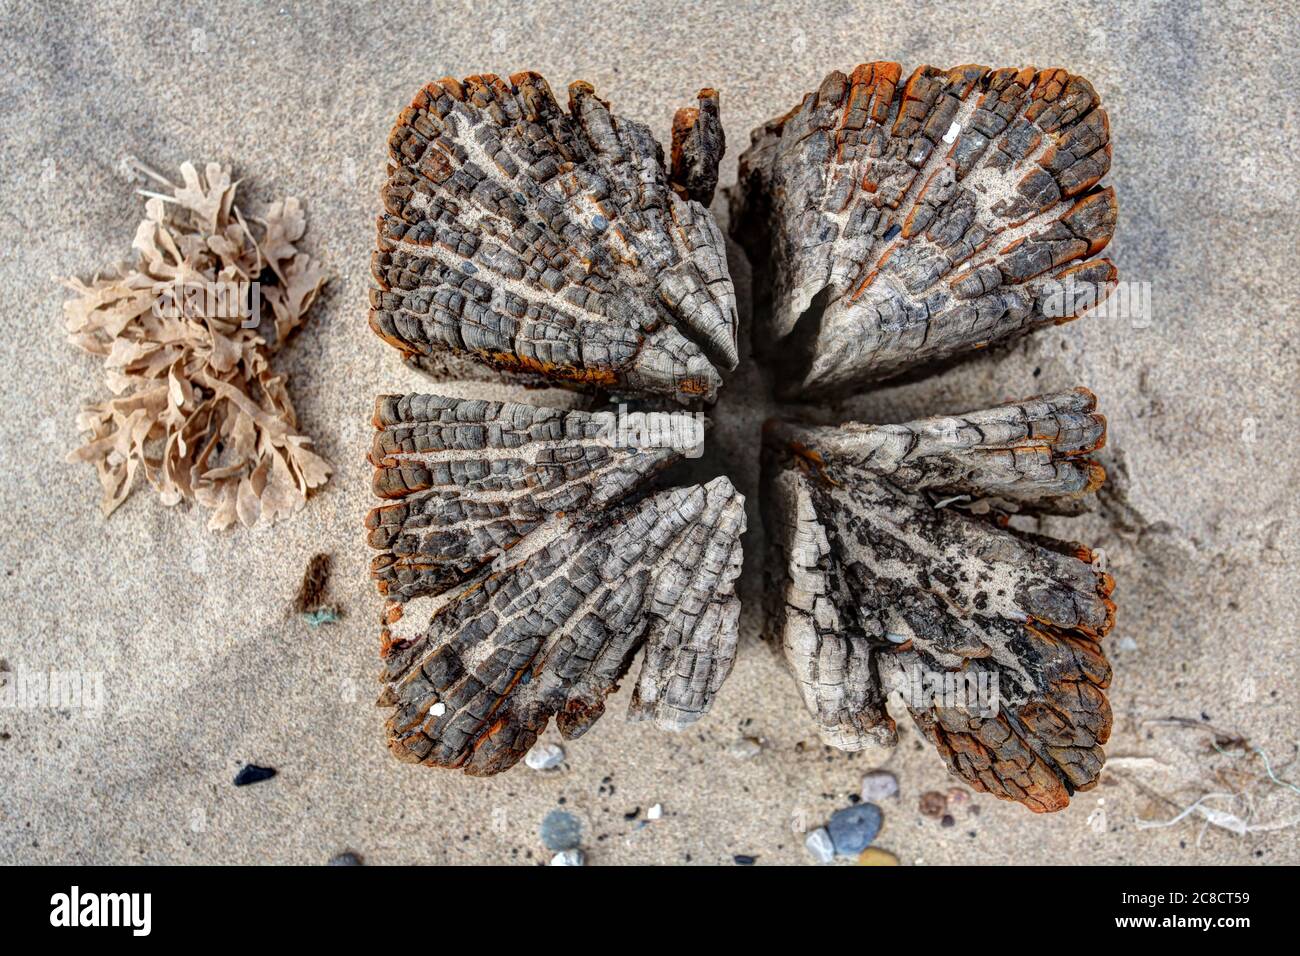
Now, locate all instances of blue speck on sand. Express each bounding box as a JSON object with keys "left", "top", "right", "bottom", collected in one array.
[{"left": 301, "top": 608, "right": 341, "bottom": 627}]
